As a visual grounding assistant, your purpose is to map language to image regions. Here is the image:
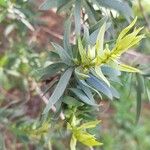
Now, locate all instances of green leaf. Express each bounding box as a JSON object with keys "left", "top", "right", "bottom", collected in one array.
[
  {"left": 96, "top": 22, "right": 106, "bottom": 55},
  {"left": 79, "top": 81, "right": 96, "bottom": 104},
  {"left": 101, "top": 65, "right": 121, "bottom": 77},
  {"left": 86, "top": 75, "right": 113, "bottom": 99},
  {"left": 110, "top": 86, "right": 120, "bottom": 99},
  {"left": 63, "top": 96, "right": 83, "bottom": 107},
  {"left": 137, "top": 74, "right": 145, "bottom": 93},
  {"left": 69, "top": 118, "right": 103, "bottom": 148},
  {"left": 64, "top": 16, "right": 73, "bottom": 57},
  {"left": 117, "top": 17, "right": 137, "bottom": 42},
  {"left": 83, "top": 25, "right": 90, "bottom": 49},
  {"left": 39, "top": 0, "right": 57, "bottom": 10},
  {"left": 89, "top": 21, "right": 111, "bottom": 46},
  {"left": 83, "top": 0, "right": 97, "bottom": 25},
  {"left": 89, "top": 17, "right": 108, "bottom": 33},
  {"left": 79, "top": 80, "right": 102, "bottom": 99},
  {"left": 77, "top": 120, "right": 100, "bottom": 130},
  {"left": 48, "top": 50, "right": 60, "bottom": 61},
  {"left": 74, "top": 0, "right": 81, "bottom": 36},
  {"left": 74, "top": 130, "right": 102, "bottom": 147},
  {"left": 96, "top": 18, "right": 144, "bottom": 67},
  {"left": 52, "top": 42, "right": 73, "bottom": 65},
  {"left": 112, "top": 26, "right": 144, "bottom": 56},
  {"left": 43, "top": 68, "right": 73, "bottom": 114},
  {"left": 38, "top": 62, "right": 67, "bottom": 81},
  {"left": 94, "top": 66, "right": 110, "bottom": 86},
  {"left": 77, "top": 37, "right": 86, "bottom": 63},
  {"left": 136, "top": 74, "right": 145, "bottom": 123},
  {"left": 96, "top": 0, "right": 133, "bottom": 21},
  {"left": 70, "top": 88, "right": 98, "bottom": 106},
  {"left": 118, "top": 63, "right": 142, "bottom": 73}
]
